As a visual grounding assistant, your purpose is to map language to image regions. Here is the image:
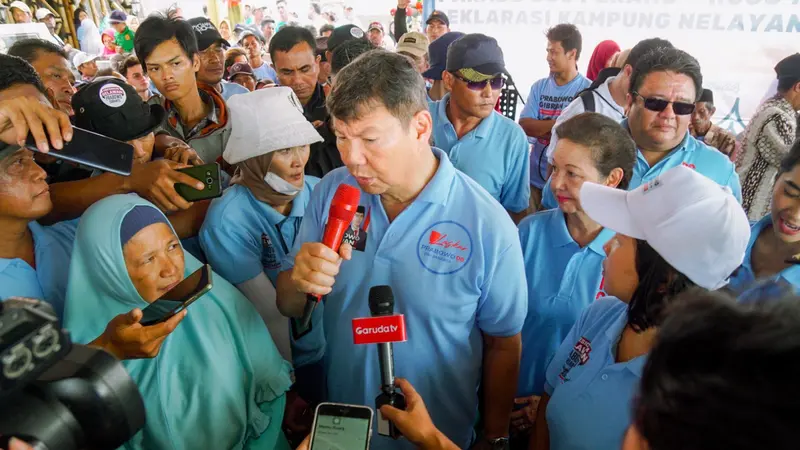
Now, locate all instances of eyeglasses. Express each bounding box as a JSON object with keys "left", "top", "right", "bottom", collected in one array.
[
  {"left": 452, "top": 73, "right": 504, "bottom": 91},
  {"left": 632, "top": 92, "right": 696, "bottom": 116}
]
